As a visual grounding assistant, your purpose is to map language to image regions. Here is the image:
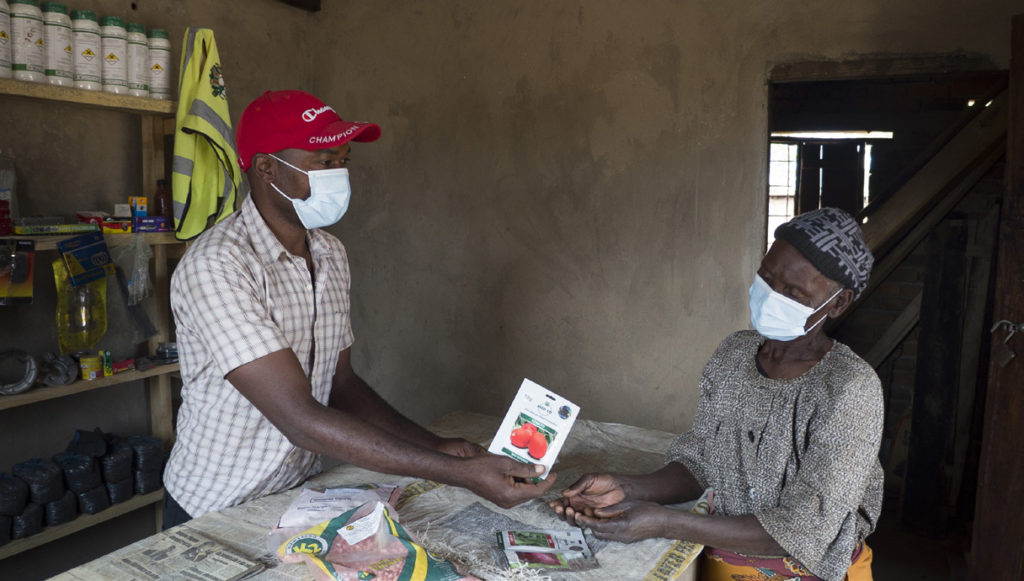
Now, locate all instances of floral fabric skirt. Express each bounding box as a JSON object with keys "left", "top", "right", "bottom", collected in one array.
[{"left": 700, "top": 542, "right": 873, "bottom": 581}]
